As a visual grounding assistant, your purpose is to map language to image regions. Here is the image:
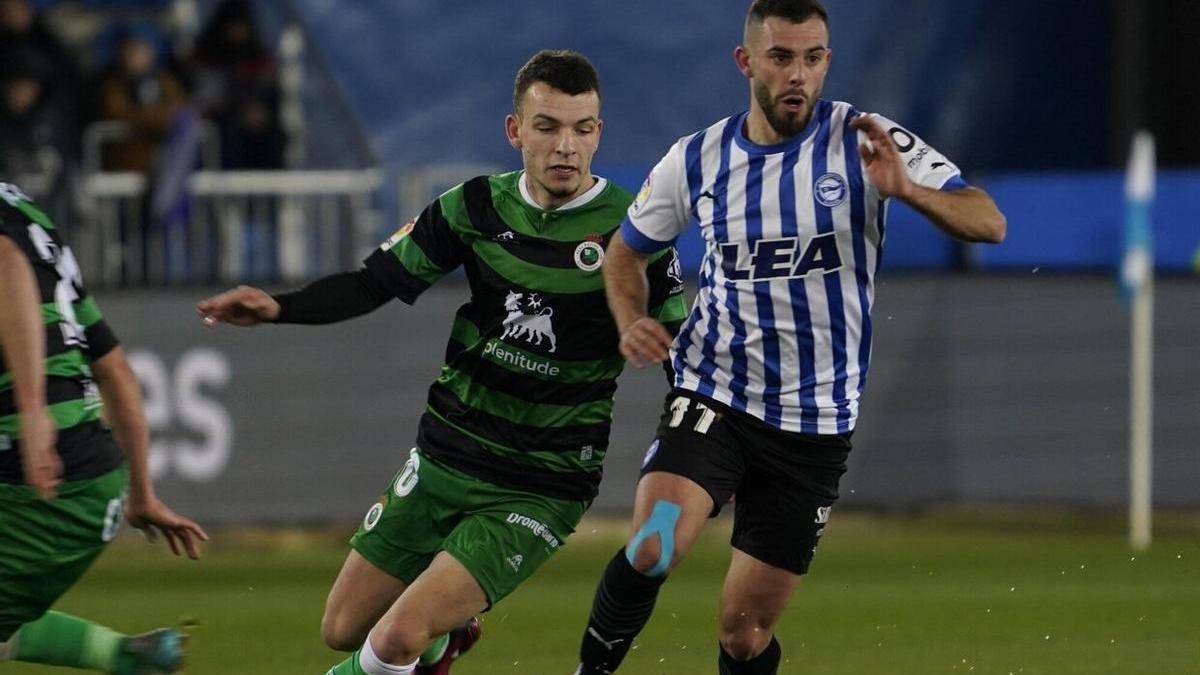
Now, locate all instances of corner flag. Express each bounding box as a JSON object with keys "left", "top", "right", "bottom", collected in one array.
[
  {"left": 1122, "top": 131, "right": 1155, "bottom": 551},
  {"left": 1121, "top": 131, "right": 1155, "bottom": 298}
]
